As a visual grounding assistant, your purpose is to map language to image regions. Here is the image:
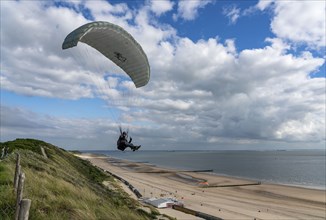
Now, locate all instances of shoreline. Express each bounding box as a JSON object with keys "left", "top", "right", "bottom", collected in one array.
[
  {"left": 85, "top": 150, "right": 326, "bottom": 191},
  {"left": 108, "top": 157, "right": 326, "bottom": 191},
  {"left": 206, "top": 172, "right": 326, "bottom": 191},
  {"left": 78, "top": 153, "right": 326, "bottom": 220}
]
